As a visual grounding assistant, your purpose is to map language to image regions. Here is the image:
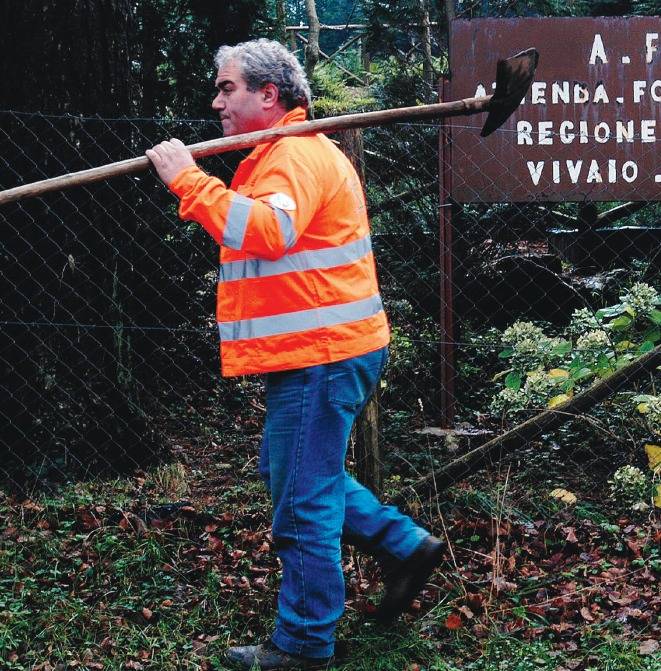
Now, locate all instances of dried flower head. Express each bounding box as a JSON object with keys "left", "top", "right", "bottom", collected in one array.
[
  {"left": 576, "top": 329, "right": 610, "bottom": 352},
  {"left": 609, "top": 464, "right": 649, "bottom": 507},
  {"left": 620, "top": 282, "right": 659, "bottom": 316}
]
